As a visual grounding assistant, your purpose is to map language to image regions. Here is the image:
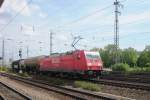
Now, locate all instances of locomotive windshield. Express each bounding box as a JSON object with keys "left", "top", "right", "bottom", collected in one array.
[{"left": 85, "top": 51, "right": 101, "bottom": 59}]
